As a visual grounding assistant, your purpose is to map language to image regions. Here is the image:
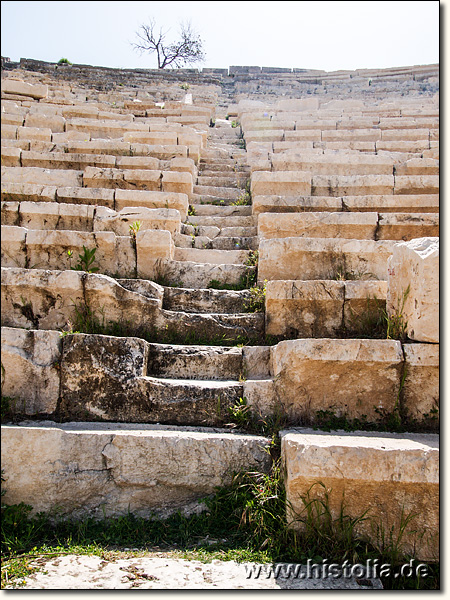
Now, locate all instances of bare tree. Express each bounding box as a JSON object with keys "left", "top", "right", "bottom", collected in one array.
[{"left": 132, "top": 19, "right": 206, "bottom": 69}]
